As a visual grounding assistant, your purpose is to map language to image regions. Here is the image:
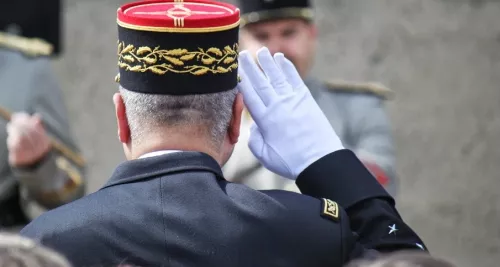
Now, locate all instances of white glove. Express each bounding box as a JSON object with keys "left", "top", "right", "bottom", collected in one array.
[{"left": 237, "top": 47, "right": 345, "bottom": 180}]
